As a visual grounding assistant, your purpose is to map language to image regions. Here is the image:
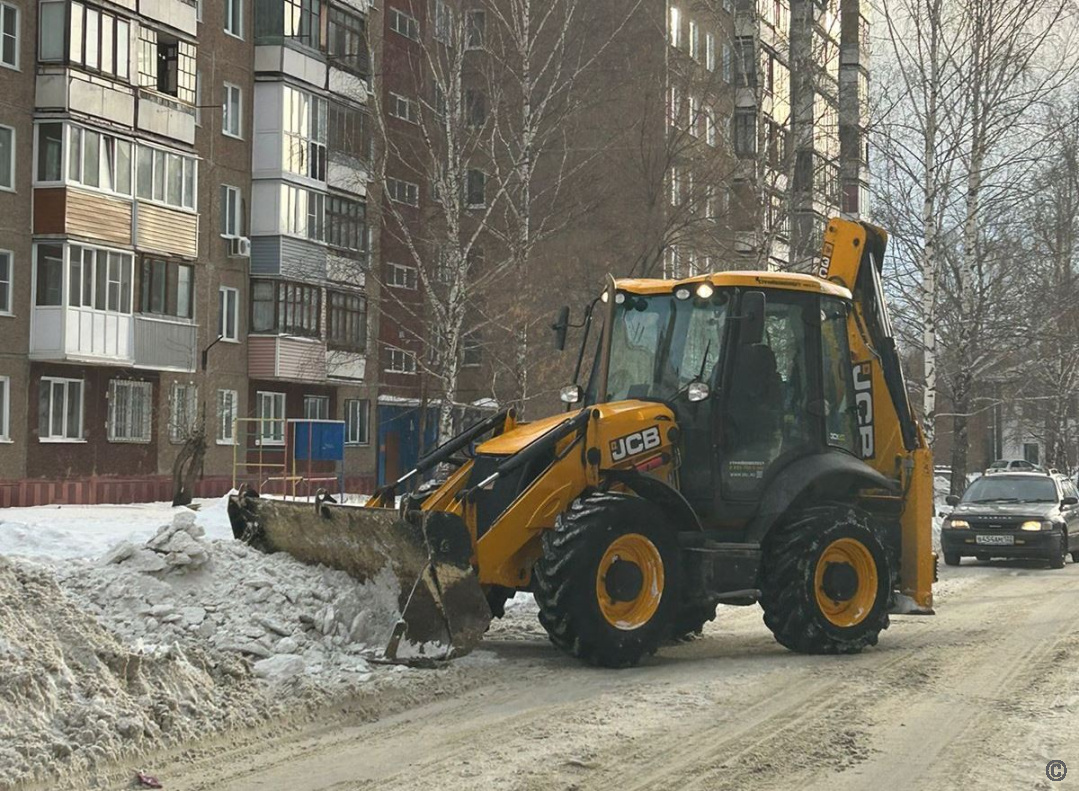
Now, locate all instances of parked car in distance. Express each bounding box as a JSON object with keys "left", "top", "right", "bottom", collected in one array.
[
  {"left": 941, "top": 472, "right": 1079, "bottom": 568},
  {"left": 985, "top": 459, "right": 1045, "bottom": 475}
]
